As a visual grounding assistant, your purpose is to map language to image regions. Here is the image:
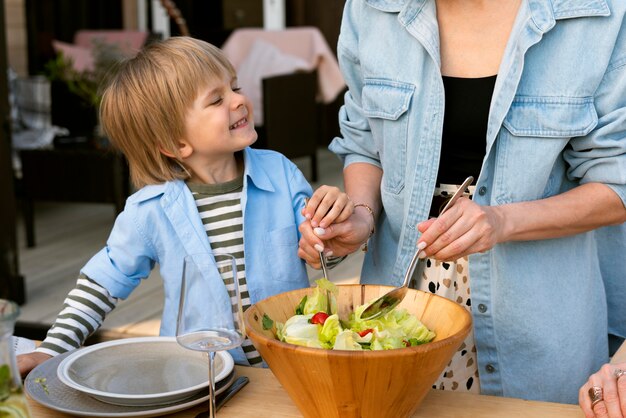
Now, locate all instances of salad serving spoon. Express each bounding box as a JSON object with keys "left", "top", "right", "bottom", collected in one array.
[
  {"left": 305, "top": 197, "right": 333, "bottom": 315},
  {"left": 319, "top": 251, "right": 333, "bottom": 315},
  {"left": 360, "top": 176, "right": 474, "bottom": 320}
]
